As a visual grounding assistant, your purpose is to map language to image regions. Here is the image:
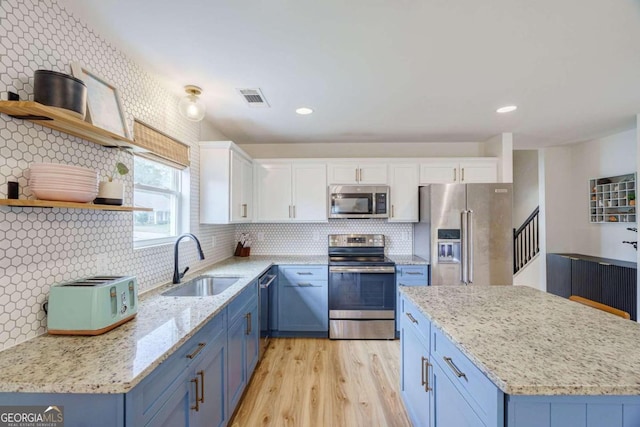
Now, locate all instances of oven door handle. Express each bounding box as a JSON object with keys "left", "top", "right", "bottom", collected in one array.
[{"left": 329, "top": 266, "right": 396, "bottom": 274}]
